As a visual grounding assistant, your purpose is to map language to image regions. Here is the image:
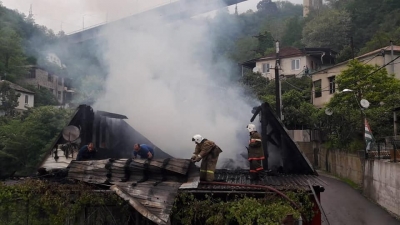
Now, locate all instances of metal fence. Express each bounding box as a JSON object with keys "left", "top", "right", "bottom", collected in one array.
[{"left": 367, "top": 136, "right": 400, "bottom": 162}]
